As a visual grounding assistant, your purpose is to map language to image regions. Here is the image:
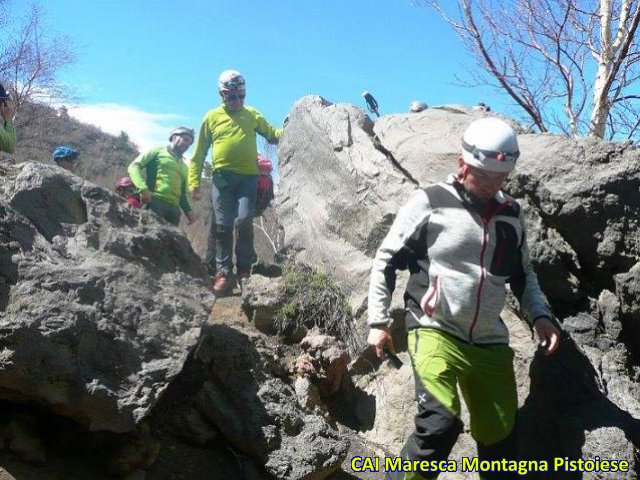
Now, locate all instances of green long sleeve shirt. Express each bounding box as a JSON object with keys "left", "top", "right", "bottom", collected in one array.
[
  {"left": 188, "top": 104, "right": 281, "bottom": 190},
  {"left": 128, "top": 146, "right": 192, "bottom": 213},
  {"left": 0, "top": 119, "right": 16, "bottom": 153}
]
